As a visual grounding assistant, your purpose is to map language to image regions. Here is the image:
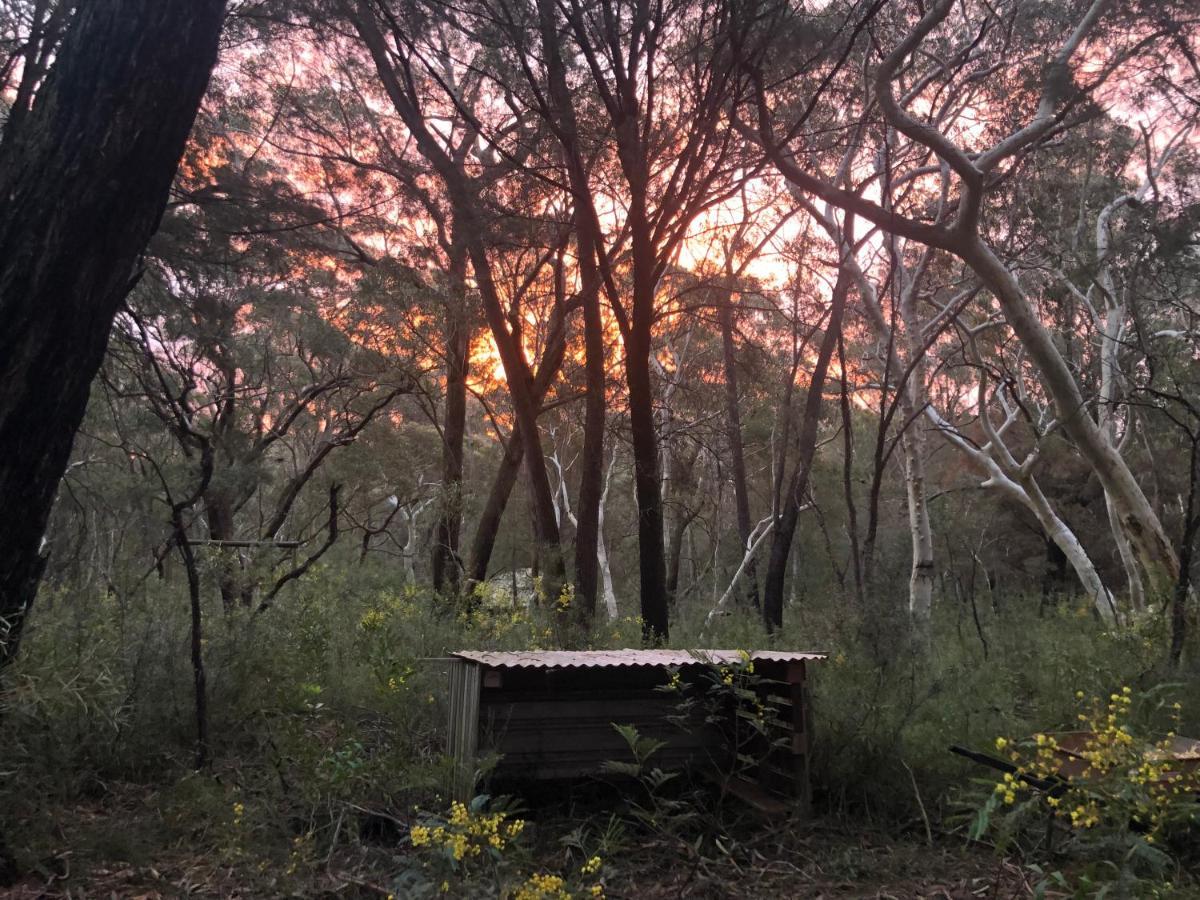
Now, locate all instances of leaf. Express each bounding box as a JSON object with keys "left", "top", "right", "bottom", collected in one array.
[{"left": 969, "top": 793, "right": 998, "bottom": 841}]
